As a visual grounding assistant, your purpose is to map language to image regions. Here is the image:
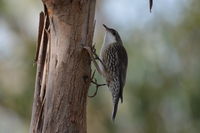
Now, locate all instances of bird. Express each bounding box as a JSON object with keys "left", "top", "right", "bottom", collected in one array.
[{"left": 99, "top": 24, "right": 128, "bottom": 121}]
